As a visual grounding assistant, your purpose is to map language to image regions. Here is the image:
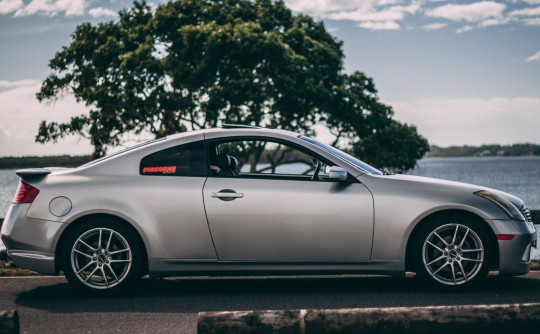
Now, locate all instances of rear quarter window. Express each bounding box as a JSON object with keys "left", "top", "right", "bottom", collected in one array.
[{"left": 139, "top": 141, "right": 207, "bottom": 177}]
